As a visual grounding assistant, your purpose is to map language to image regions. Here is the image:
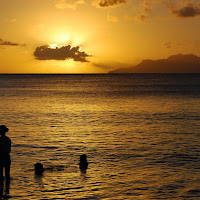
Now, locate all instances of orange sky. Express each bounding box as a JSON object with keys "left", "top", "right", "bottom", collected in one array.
[{"left": 0, "top": 0, "right": 200, "bottom": 73}]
